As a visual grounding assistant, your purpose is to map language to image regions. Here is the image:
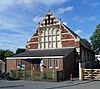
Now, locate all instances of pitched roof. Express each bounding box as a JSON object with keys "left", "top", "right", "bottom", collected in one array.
[
  {"left": 13, "top": 48, "right": 75, "bottom": 58},
  {"left": 63, "top": 24, "right": 79, "bottom": 38},
  {"left": 0, "top": 59, "right": 5, "bottom": 64}
]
